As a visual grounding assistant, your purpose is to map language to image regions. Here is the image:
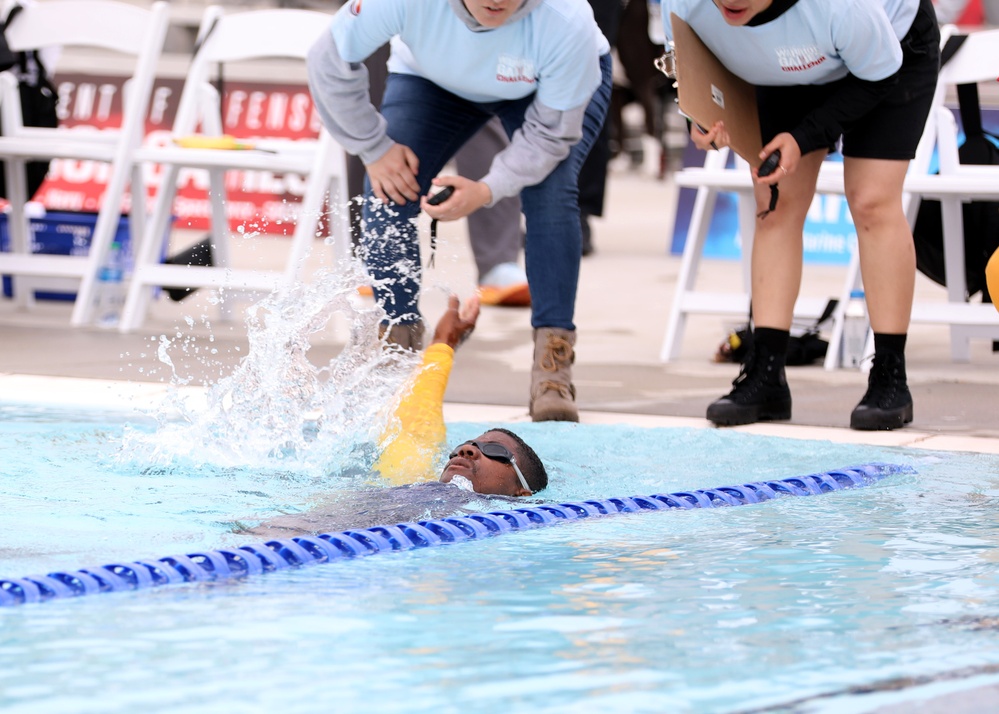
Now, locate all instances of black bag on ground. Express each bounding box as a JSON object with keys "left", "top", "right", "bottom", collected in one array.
[
  {"left": 163, "top": 237, "right": 215, "bottom": 302},
  {"left": 912, "top": 35, "right": 999, "bottom": 302},
  {"left": 0, "top": 6, "right": 59, "bottom": 200},
  {"left": 715, "top": 299, "right": 837, "bottom": 366}
]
